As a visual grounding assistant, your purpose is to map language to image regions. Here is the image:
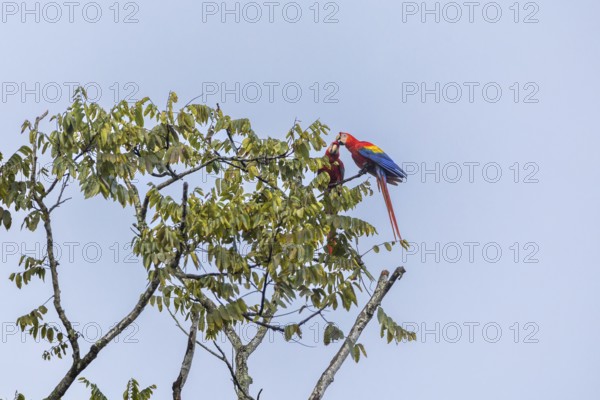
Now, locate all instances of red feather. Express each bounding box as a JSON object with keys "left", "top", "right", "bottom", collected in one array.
[
  {"left": 318, "top": 142, "right": 345, "bottom": 186},
  {"left": 376, "top": 168, "right": 402, "bottom": 241},
  {"left": 319, "top": 142, "right": 345, "bottom": 254}
]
